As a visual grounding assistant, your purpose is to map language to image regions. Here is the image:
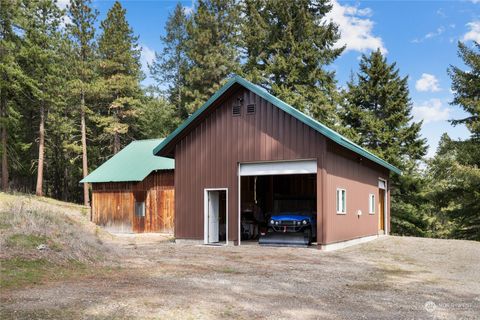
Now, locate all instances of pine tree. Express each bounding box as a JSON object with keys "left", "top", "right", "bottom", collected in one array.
[
  {"left": 427, "top": 134, "right": 480, "bottom": 240},
  {"left": 448, "top": 41, "right": 480, "bottom": 138},
  {"left": 18, "top": 0, "right": 65, "bottom": 196},
  {"left": 183, "top": 0, "right": 241, "bottom": 114},
  {"left": 66, "top": 0, "right": 98, "bottom": 205},
  {"left": 426, "top": 41, "right": 480, "bottom": 240},
  {"left": 0, "top": 0, "right": 24, "bottom": 190},
  {"left": 97, "top": 1, "right": 142, "bottom": 154},
  {"left": 137, "top": 90, "right": 179, "bottom": 139},
  {"left": 150, "top": 3, "right": 189, "bottom": 119},
  {"left": 343, "top": 50, "right": 426, "bottom": 166},
  {"left": 242, "top": 0, "right": 343, "bottom": 126},
  {"left": 342, "top": 49, "right": 428, "bottom": 236}
]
